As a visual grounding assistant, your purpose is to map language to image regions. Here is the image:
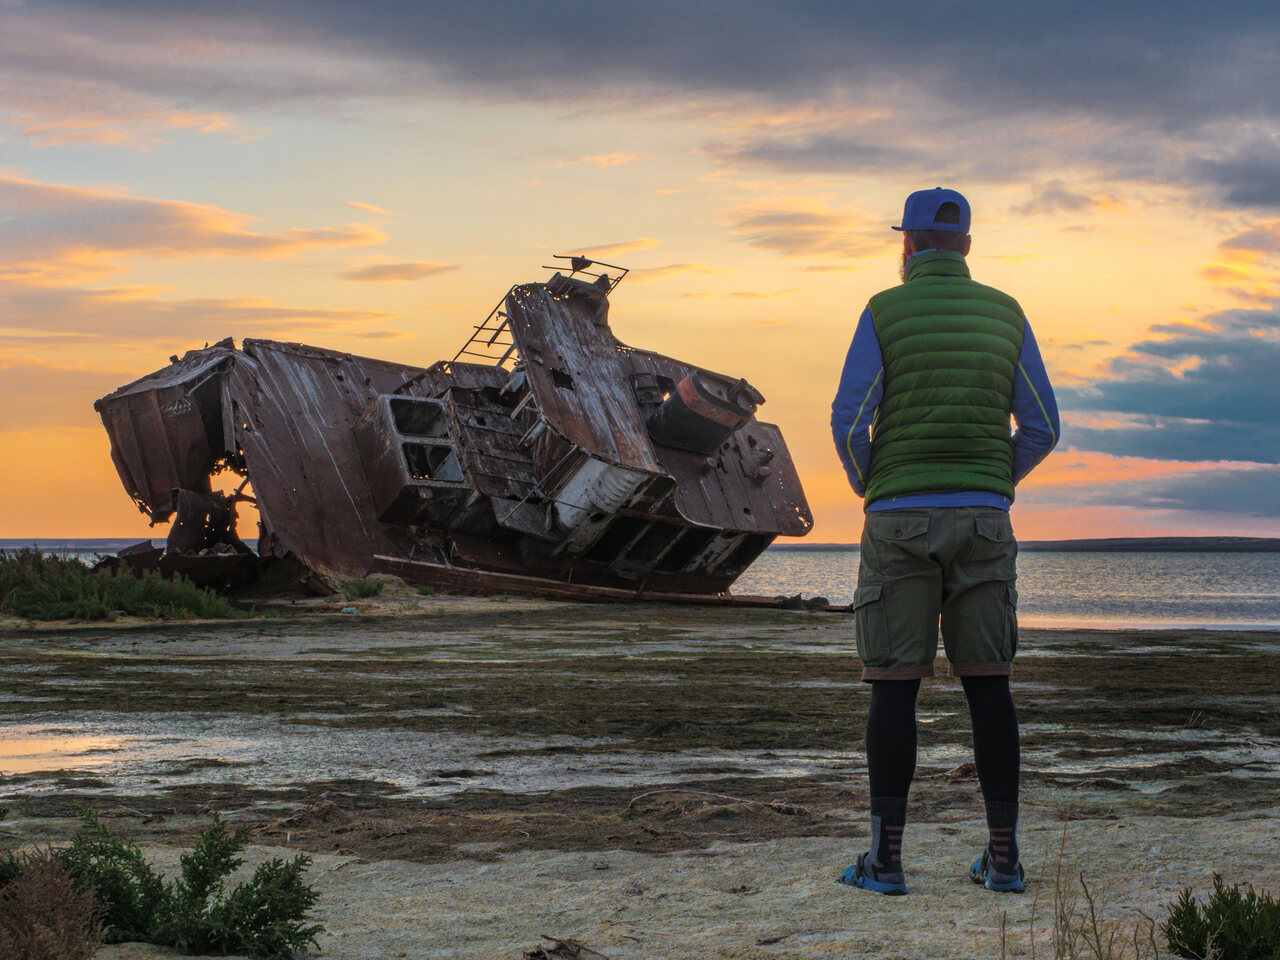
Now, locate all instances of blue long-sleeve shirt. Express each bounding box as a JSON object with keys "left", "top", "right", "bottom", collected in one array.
[{"left": 830, "top": 306, "right": 1060, "bottom": 511}]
